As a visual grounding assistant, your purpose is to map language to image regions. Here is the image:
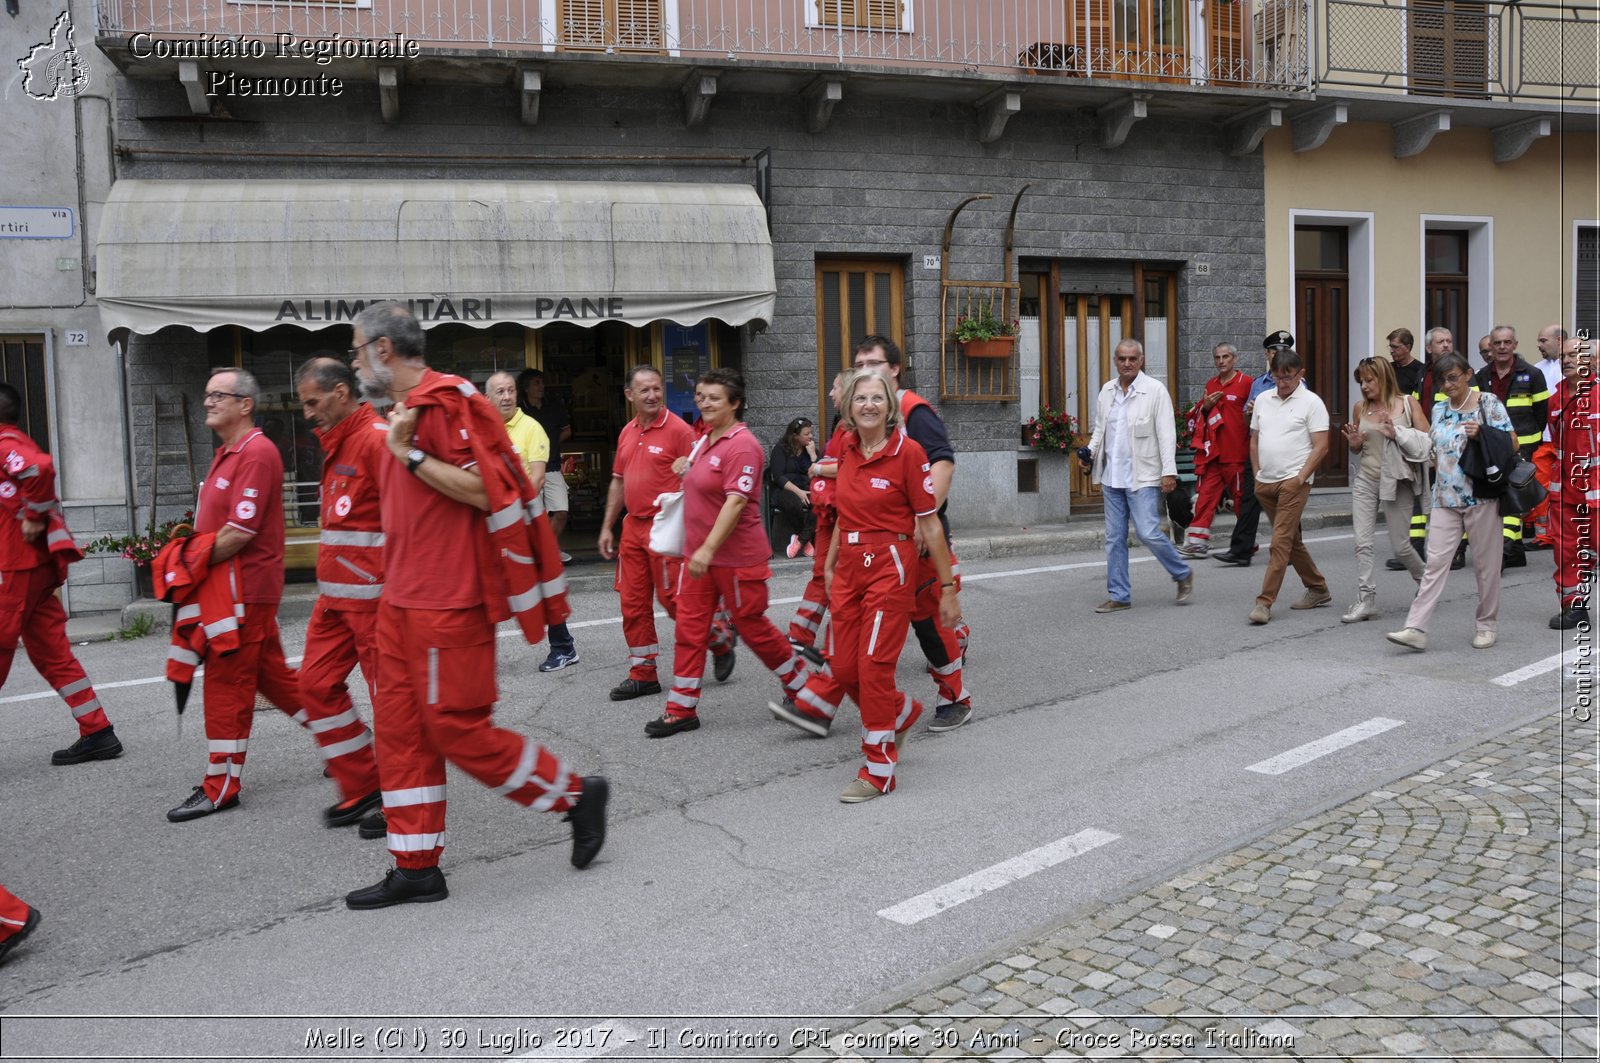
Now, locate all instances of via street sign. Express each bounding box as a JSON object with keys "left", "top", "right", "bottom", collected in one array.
[{"left": 0, "top": 207, "right": 75, "bottom": 239}]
